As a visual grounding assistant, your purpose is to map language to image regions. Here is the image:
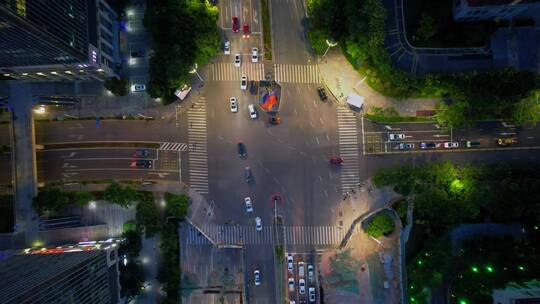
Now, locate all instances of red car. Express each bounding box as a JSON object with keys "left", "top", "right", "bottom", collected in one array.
[
  {"left": 232, "top": 17, "right": 239, "bottom": 32},
  {"left": 329, "top": 156, "right": 343, "bottom": 165},
  {"left": 242, "top": 23, "right": 250, "bottom": 38}
]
